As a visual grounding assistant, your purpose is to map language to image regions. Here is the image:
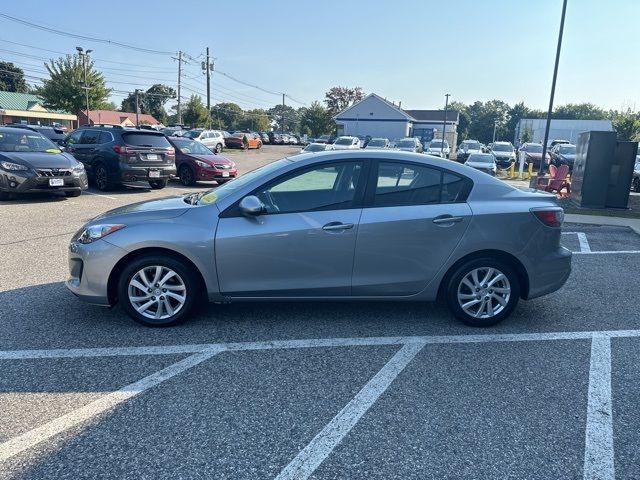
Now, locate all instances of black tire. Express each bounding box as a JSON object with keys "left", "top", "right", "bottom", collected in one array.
[
  {"left": 217, "top": 179, "right": 230, "bottom": 185},
  {"left": 0, "top": 190, "right": 11, "bottom": 200},
  {"left": 149, "top": 179, "right": 168, "bottom": 189},
  {"left": 178, "top": 165, "right": 196, "bottom": 186},
  {"left": 445, "top": 257, "right": 520, "bottom": 327},
  {"left": 257, "top": 141, "right": 262, "bottom": 149},
  {"left": 94, "top": 163, "right": 113, "bottom": 191},
  {"left": 214, "top": 143, "right": 222, "bottom": 154},
  {"left": 117, "top": 255, "right": 201, "bottom": 327},
  {"left": 633, "top": 177, "right": 640, "bottom": 193},
  {"left": 64, "top": 190, "right": 82, "bottom": 197}
]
